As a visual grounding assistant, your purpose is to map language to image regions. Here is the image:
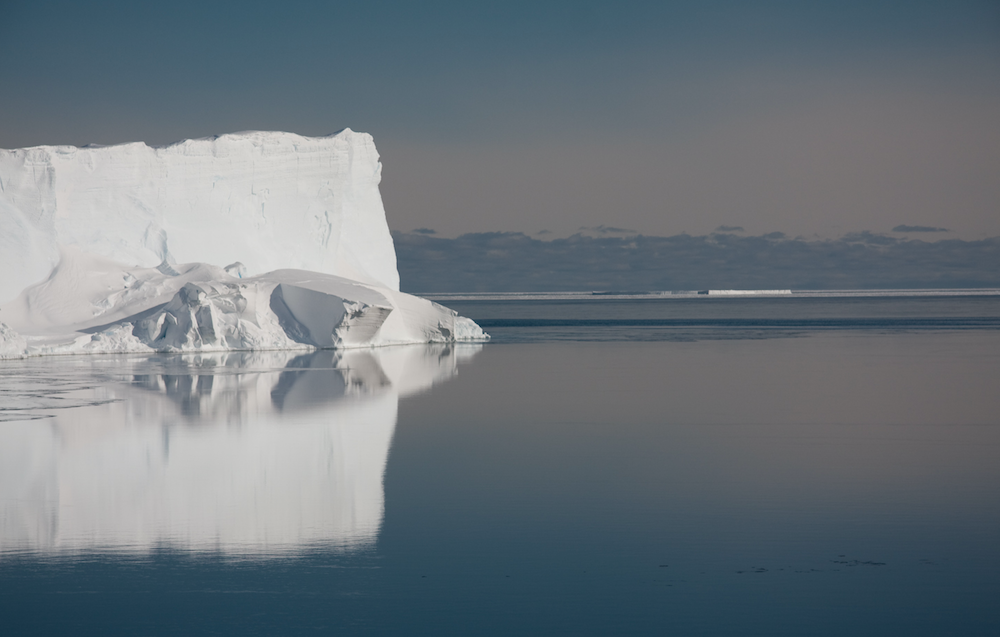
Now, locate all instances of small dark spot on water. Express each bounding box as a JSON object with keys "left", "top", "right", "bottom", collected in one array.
[{"left": 658, "top": 564, "right": 668, "bottom": 568}]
